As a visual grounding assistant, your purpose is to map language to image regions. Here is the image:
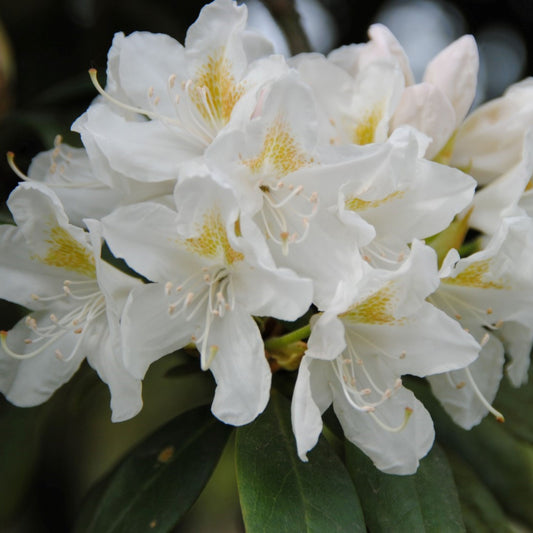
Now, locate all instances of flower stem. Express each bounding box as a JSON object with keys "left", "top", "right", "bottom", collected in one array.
[{"left": 264, "top": 323, "right": 311, "bottom": 350}]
